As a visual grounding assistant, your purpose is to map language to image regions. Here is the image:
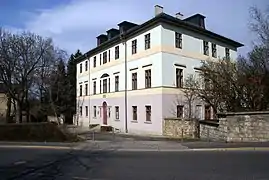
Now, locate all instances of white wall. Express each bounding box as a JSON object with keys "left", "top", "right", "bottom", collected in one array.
[{"left": 161, "top": 24, "right": 238, "bottom": 60}]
